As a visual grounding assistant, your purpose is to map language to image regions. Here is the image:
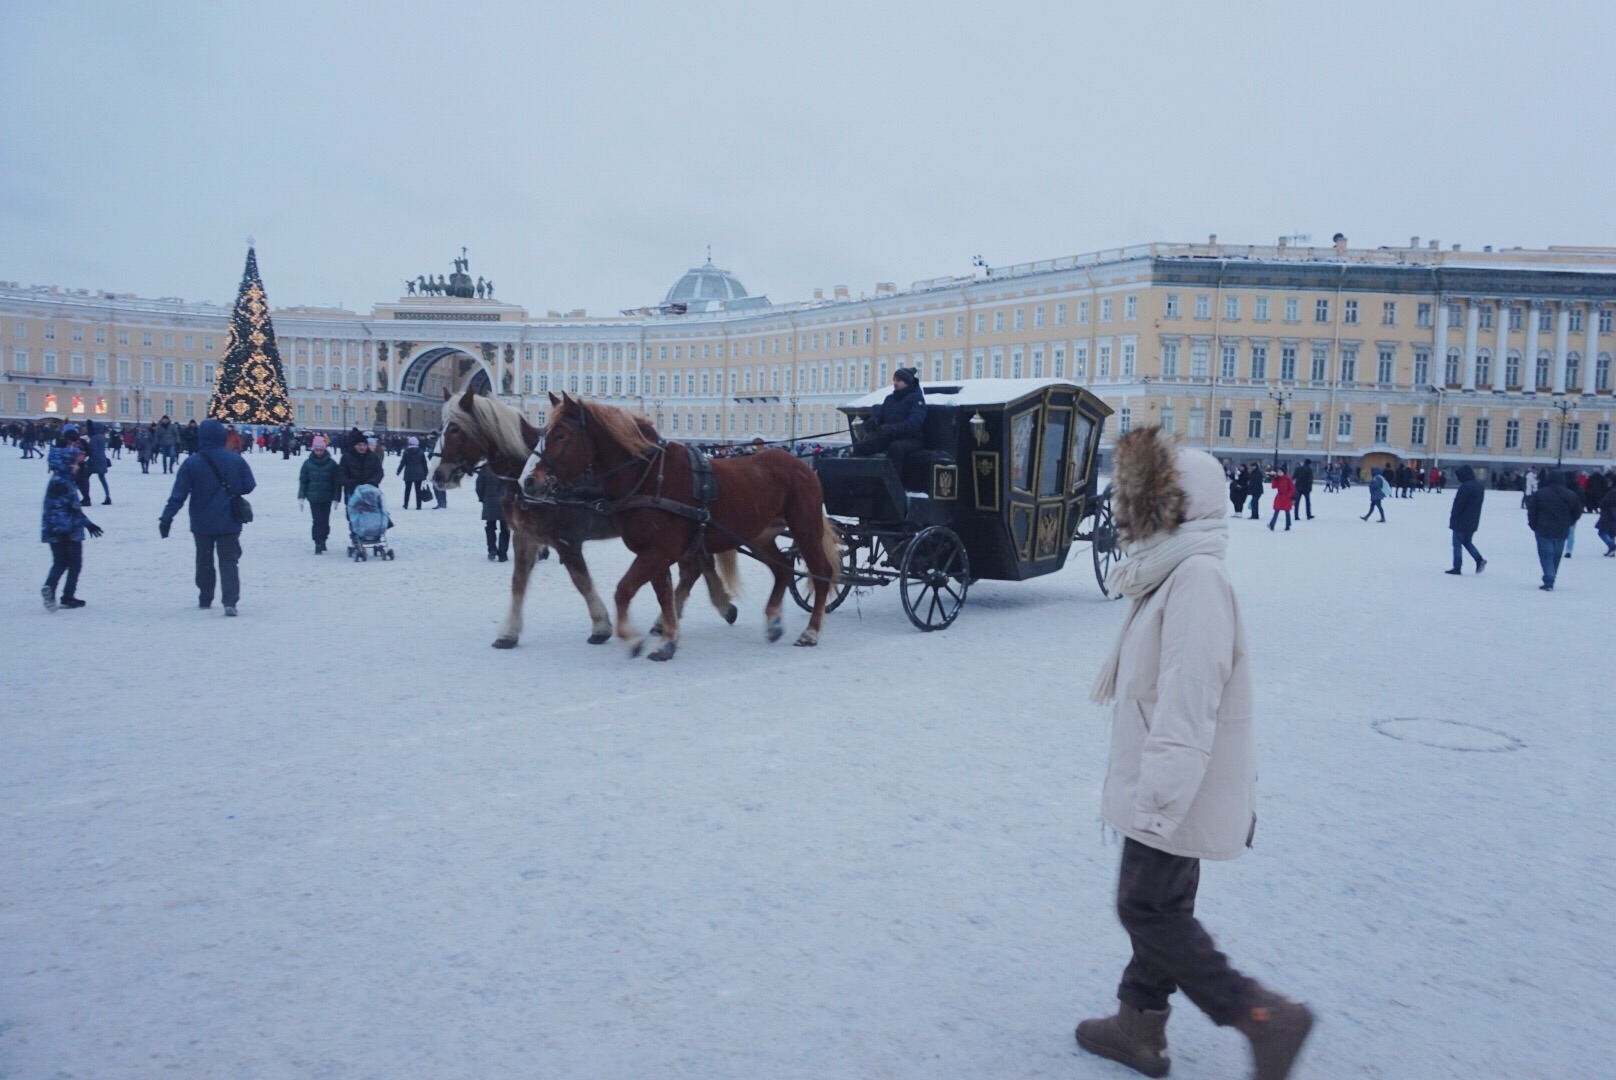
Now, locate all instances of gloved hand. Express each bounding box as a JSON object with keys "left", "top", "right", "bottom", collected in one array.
[
  {"left": 85, "top": 521, "right": 104, "bottom": 538},
  {"left": 159, "top": 518, "right": 172, "bottom": 539},
  {"left": 298, "top": 498, "right": 306, "bottom": 510}
]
